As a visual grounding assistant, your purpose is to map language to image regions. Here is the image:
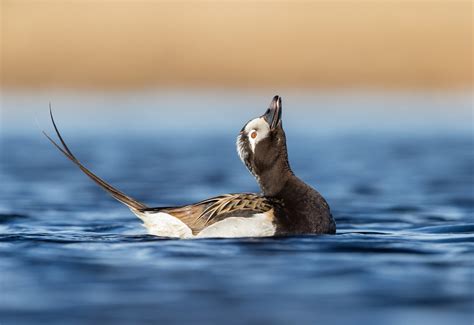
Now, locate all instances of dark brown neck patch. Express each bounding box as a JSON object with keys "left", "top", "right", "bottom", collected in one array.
[{"left": 257, "top": 157, "right": 293, "bottom": 197}]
